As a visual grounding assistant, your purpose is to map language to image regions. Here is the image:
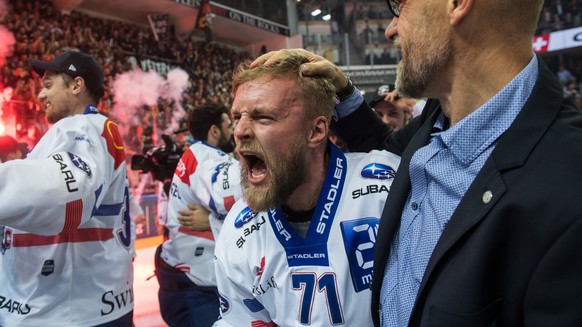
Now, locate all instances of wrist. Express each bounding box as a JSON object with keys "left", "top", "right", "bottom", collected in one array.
[{"left": 335, "top": 78, "right": 354, "bottom": 102}]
